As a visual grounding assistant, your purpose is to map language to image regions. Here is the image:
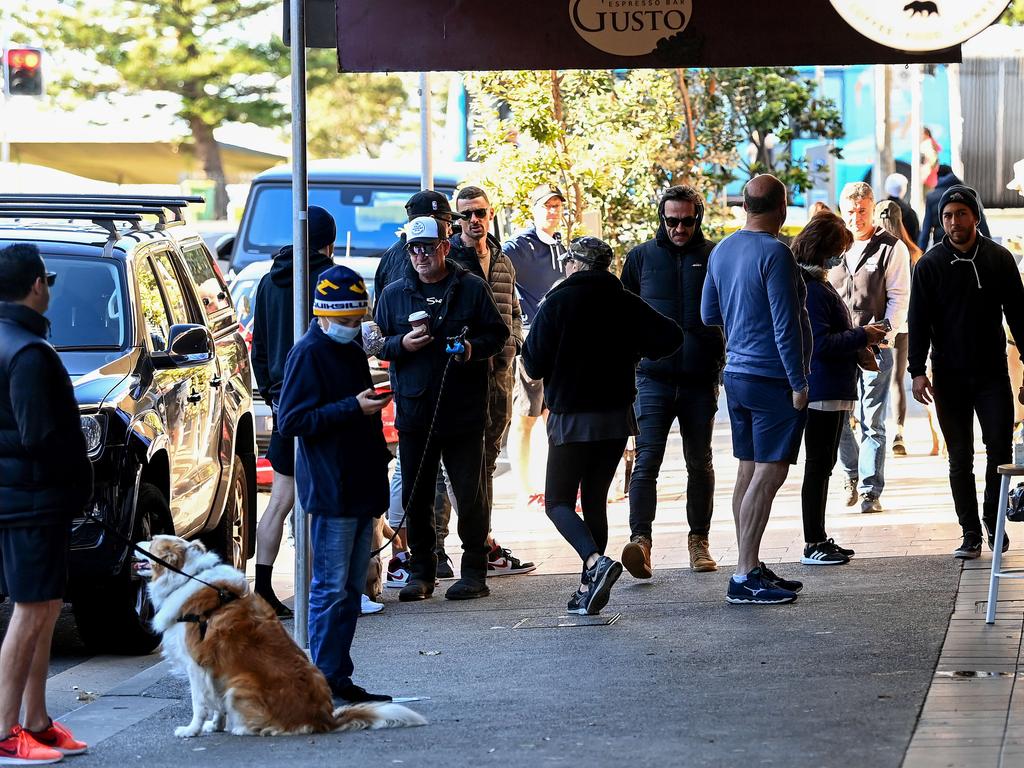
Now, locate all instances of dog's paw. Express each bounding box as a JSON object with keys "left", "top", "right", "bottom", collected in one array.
[
  {"left": 174, "top": 725, "right": 202, "bottom": 739},
  {"left": 229, "top": 726, "right": 253, "bottom": 737},
  {"left": 202, "top": 717, "right": 225, "bottom": 734}
]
